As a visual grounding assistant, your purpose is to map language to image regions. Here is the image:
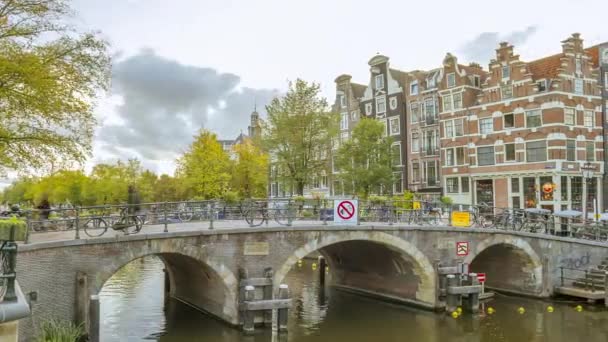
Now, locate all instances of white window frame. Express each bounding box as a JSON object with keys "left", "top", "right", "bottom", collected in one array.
[
  {"left": 446, "top": 177, "right": 459, "bottom": 193},
  {"left": 375, "top": 74, "right": 384, "bottom": 90},
  {"left": 526, "top": 140, "right": 547, "bottom": 162},
  {"left": 410, "top": 102, "right": 419, "bottom": 123},
  {"left": 477, "top": 146, "right": 495, "bottom": 166},
  {"left": 351, "top": 111, "right": 358, "bottom": 121},
  {"left": 453, "top": 92, "right": 463, "bottom": 110},
  {"left": 375, "top": 96, "right": 386, "bottom": 115},
  {"left": 454, "top": 119, "right": 464, "bottom": 136},
  {"left": 389, "top": 116, "right": 400, "bottom": 136},
  {"left": 410, "top": 80, "right": 419, "bottom": 95},
  {"left": 525, "top": 109, "right": 542, "bottom": 128},
  {"left": 584, "top": 110, "right": 594, "bottom": 127},
  {"left": 340, "top": 95, "right": 346, "bottom": 108},
  {"left": 412, "top": 162, "right": 420, "bottom": 183},
  {"left": 445, "top": 120, "right": 454, "bottom": 138},
  {"left": 574, "top": 78, "right": 584, "bottom": 95},
  {"left": 411, "top": 131, "right": 420, "bottom": 153},
  {"left": 575, "top": 58, "right": 582, "bottom": 75},
  {"left": 479, "top": 118, "right": 493, "bottom": 134},
  {"left": 340, "top": 112, "right": 348, "bottom": 130},
  {"left": 501, "top": 84, "right": 513, "bottom": 99},
  {"left": 504, "top": 143, "right": 516, "bottom": 162},
  {"left": 502, "top": 64, "right": 510, "bottom": 79},
  {"left": 425, "top": 98, "right": 436, "bottom": 118},
  {"left": 565, "top": 108, "right": 575, "bottom": 125},
  {"left": 445, "top": 148, "right": 454, "bottom": 166},
  {"left": 427, "top": 76, "right": 436, "bottom": 89},
  {"left": 443, "top": 94, "right": 453, "bottom": 112},
  {"left": 566, "top": 140, "right": 576, "bottom": 161},
  {"left": 503, "top": 113, "right": 514, "bottom": 129},
  {"left": 473, "top": 75, "right": 481, "bottom": 88},
  {"left": 391, "top": 142, "right": 402, "bottom": 166},
  {"left": 447, "top": 73, "right": 456, "bottom": 88}
]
